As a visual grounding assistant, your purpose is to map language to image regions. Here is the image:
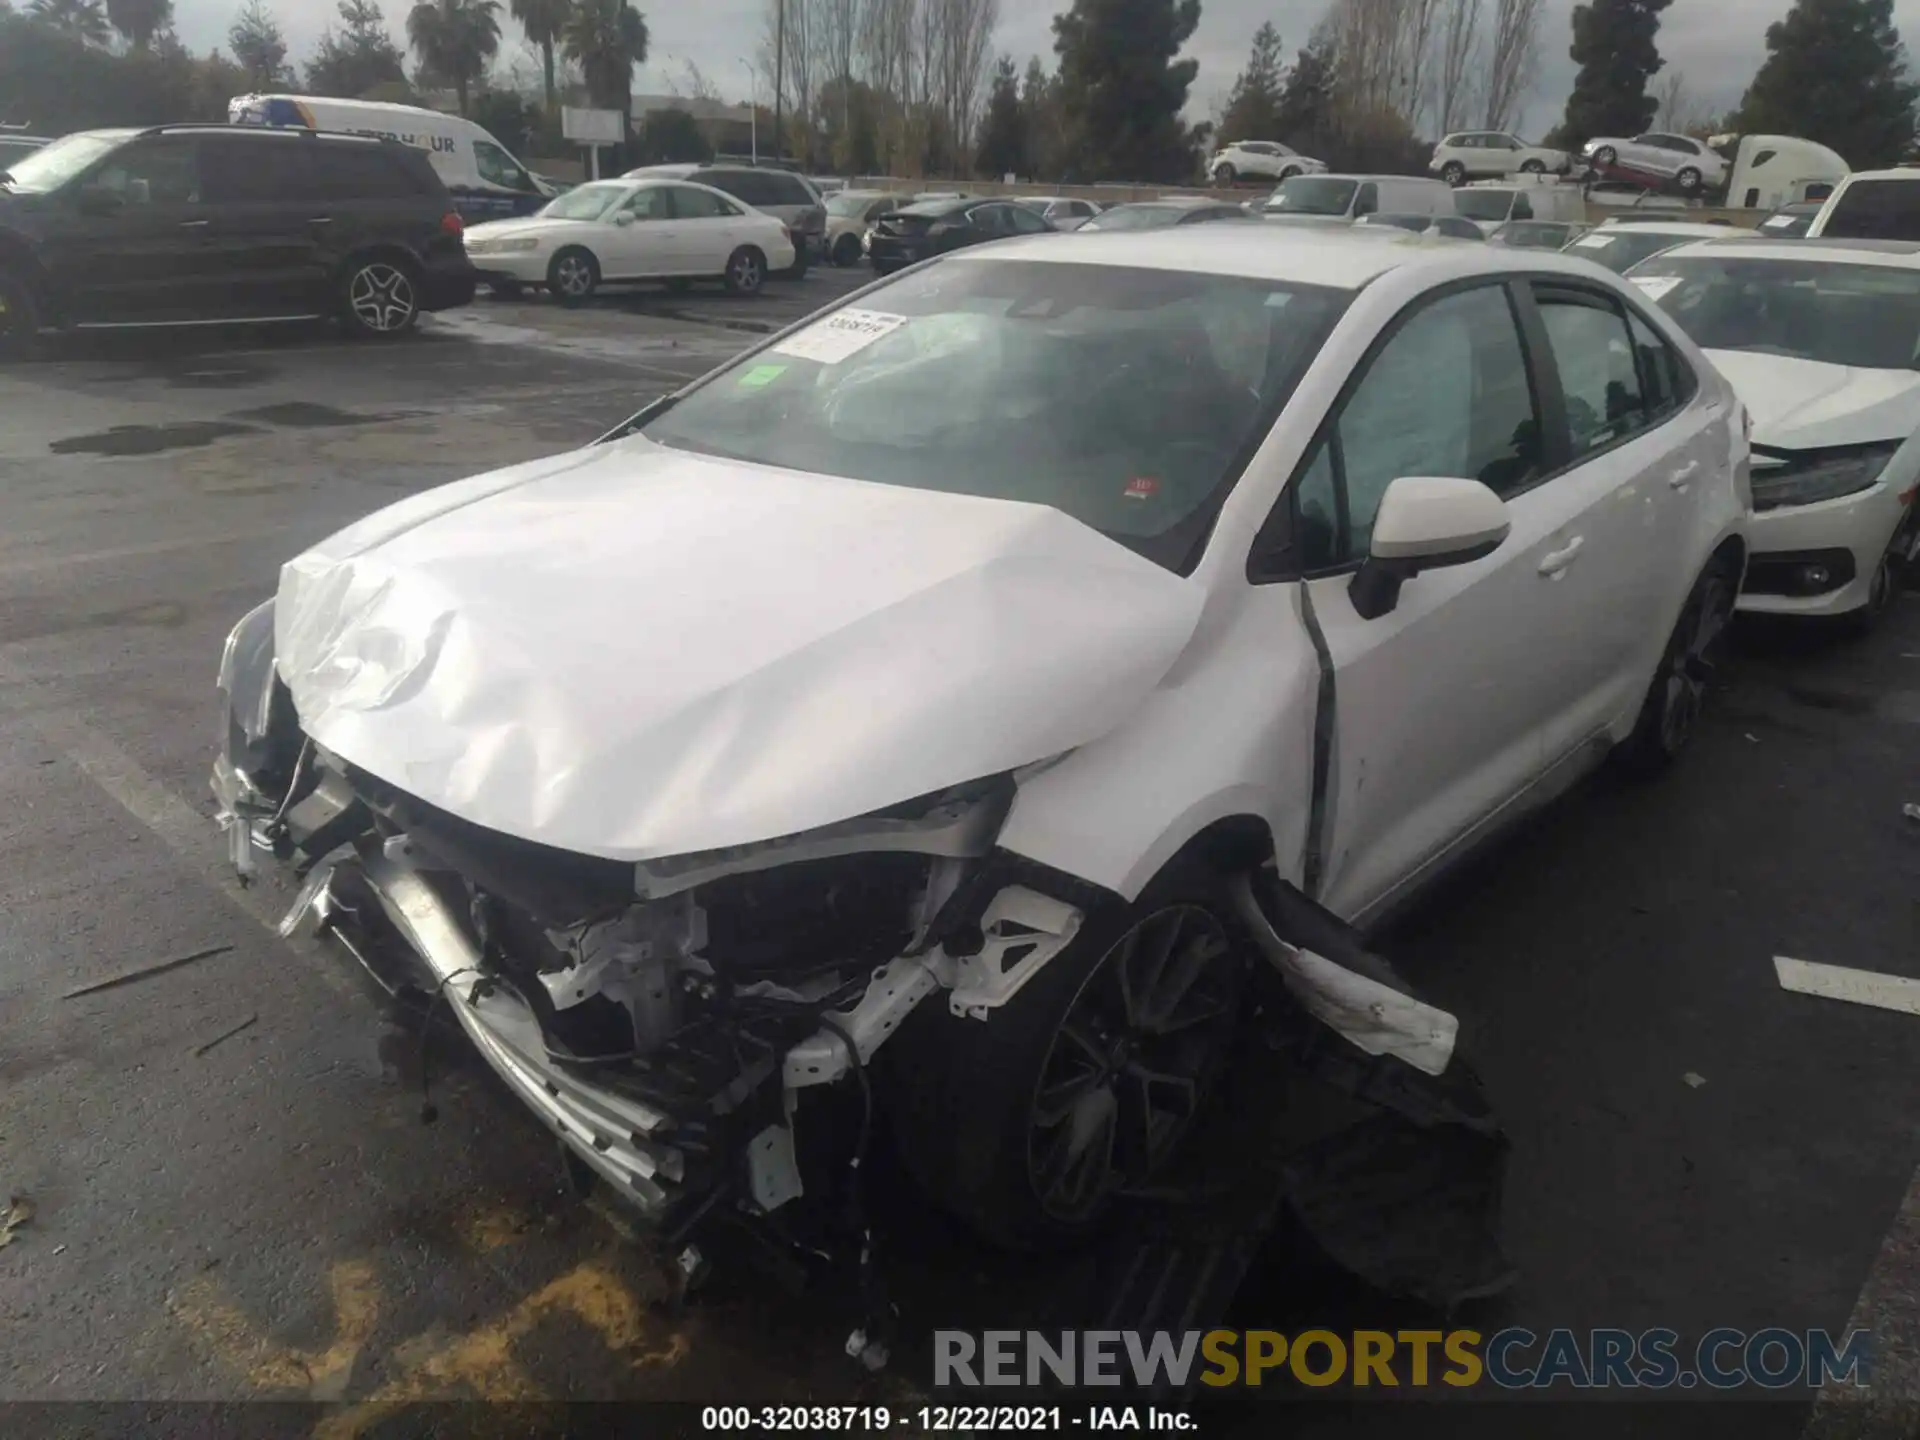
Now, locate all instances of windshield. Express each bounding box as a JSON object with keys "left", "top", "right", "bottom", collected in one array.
[
  {"left": 1493, "top": 222, "right": 1568, "bottom": 248},
  {"left": 1264, "top": 176, "right": 1357, "bottom": 216},
  {"left": 1565, "top": 229, "right": 1698, "bottom": 274},
  {"left": 1632, "top": 256, "right": 1920, "bottom": 369},
  {"left": 640, "top": 259, "right": 1348, "bottom": 571},
  {"left": 0, "top": 131, "right": 128, "bottom": 192},
  {"left": 1081, "top": 205, "right": 1185, "bottom": 231},
  {"left": 539, "top": 183, "right": 628, "bottom": 220},
  {"left": 1453, "top": 190, "right": 1515, "bottom": 222},
  {"left": 827, "top": 191, "right": 881, "bottom": 218}
]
